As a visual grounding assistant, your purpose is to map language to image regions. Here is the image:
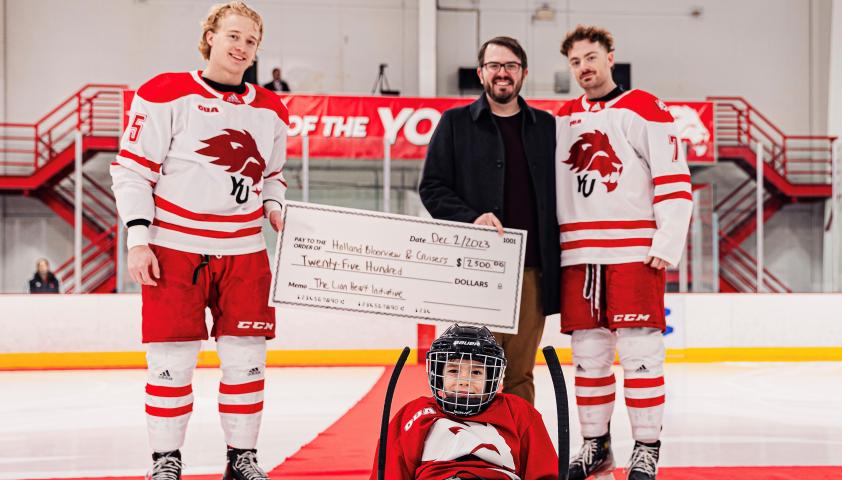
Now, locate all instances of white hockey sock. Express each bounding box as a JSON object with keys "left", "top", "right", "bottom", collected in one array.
[
  {"left": 617, "top": 327, "right": 665, "bottom": 443},
  {"left": 145, "top": 341, "right": 201, "bottom": 453},
  {"left": 217, "top": 335, "right": 267, "bottom": 449},
  {"left": 572, "top": 328, "right": 617, "bottom": 438}
]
